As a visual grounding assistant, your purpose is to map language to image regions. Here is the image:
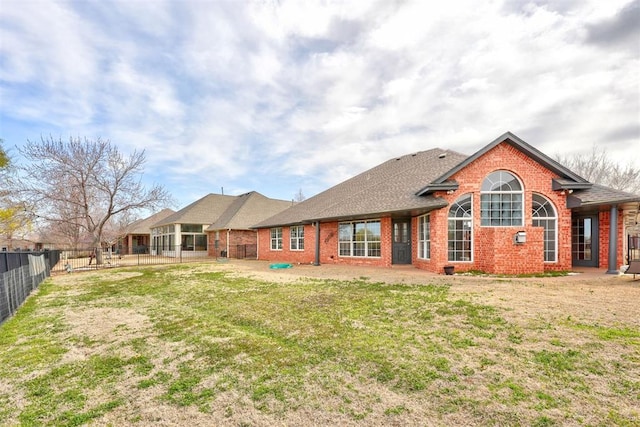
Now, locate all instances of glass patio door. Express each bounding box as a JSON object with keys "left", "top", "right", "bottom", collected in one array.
[
  {"left": 392, "top": 218, "right": 412, "bottom": 264},
  {"left": 572, "top": 215, "right": 599, "bottom": 267}
]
